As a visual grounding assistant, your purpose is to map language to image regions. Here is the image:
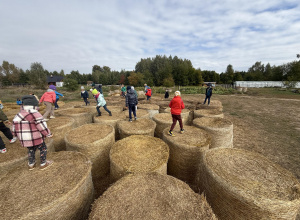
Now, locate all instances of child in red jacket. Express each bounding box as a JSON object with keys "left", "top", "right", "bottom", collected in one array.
[
  {"left": 168, "top": 91, "right": 185, "bottom": 136},
  {"left": 39, "top": 86, "right": 56, "bottom": 121}
]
